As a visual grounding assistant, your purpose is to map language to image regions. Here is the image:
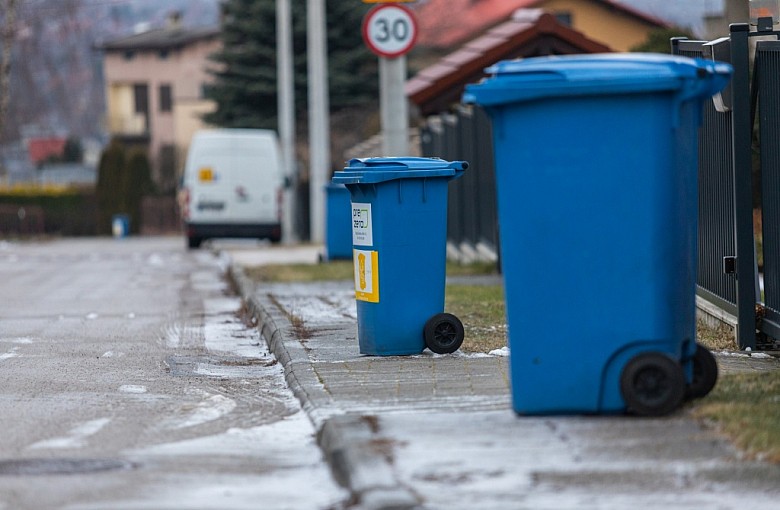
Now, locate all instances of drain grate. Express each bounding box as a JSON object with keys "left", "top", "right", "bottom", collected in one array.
[{"left": 0, "top": 458, "right": 135, "bottom": 476}]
